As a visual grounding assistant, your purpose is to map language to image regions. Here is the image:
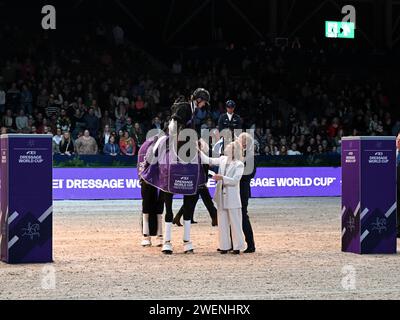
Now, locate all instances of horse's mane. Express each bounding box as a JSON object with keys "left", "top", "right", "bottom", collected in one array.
[
  {"left": 174, "top": 95, "right": 186, "bottom": 104},
  {"left": 171, "top": 97, "right": 192, "bottom": 128}
]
